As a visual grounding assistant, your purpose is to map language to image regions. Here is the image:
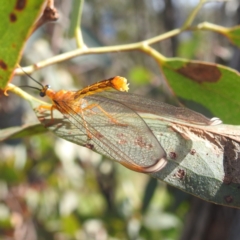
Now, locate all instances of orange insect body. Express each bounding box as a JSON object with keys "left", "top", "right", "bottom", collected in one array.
[
  {"left": 37, "top": 76, "right": 167, "bottom": 173},
  {"left": 41, "top": 76, "right": 129, "bottom": 116}
]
